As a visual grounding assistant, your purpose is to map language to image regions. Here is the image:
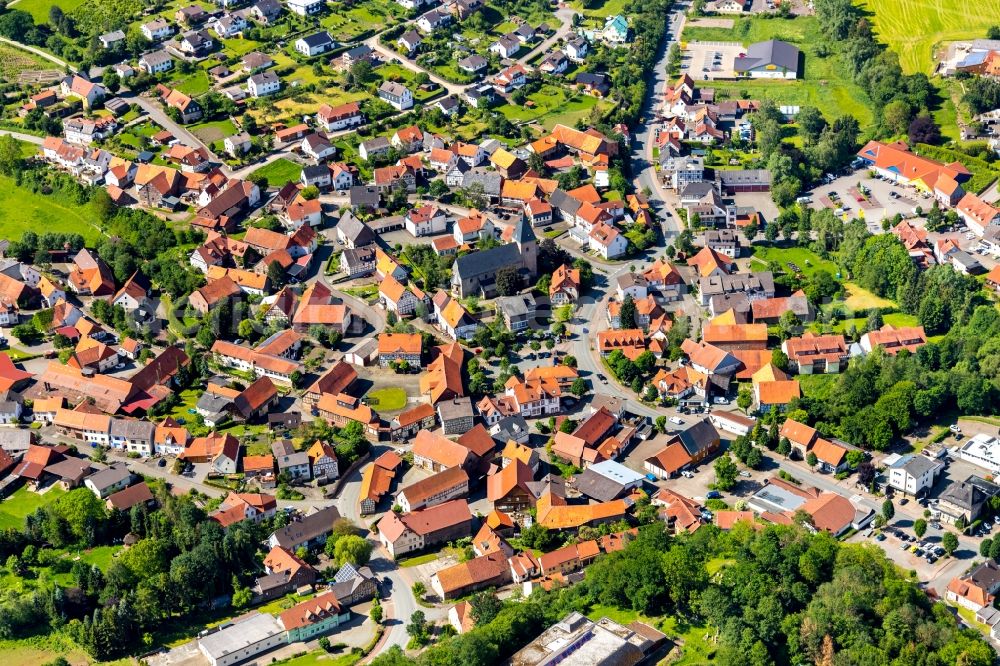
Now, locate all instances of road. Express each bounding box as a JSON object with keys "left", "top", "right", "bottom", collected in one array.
[
  {"left": 0, "top": 130, "right": 45, "bottom": 145},
  {"left": 119, "top": 91, "right": 227, "bottom": 166},
  {"left": 516, "top": 8, "right": 579, "bottom": 66},
  {"left": 364, "top": 36, "right": 466, "bottom": 98}
]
